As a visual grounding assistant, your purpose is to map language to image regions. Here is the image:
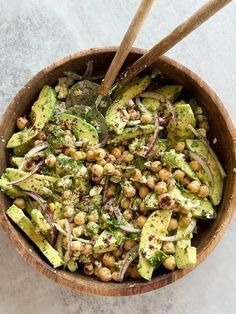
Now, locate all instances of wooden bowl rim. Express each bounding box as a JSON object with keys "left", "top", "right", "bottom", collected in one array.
[{"left": 0, "top": 46, "right": 236, "bottom": 296}]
